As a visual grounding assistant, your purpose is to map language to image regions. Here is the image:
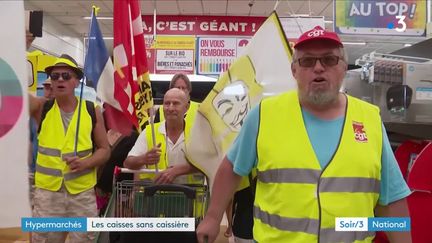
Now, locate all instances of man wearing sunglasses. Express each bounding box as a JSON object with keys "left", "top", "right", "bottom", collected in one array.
[
  {"left": 29, "top": 54, "right": 110, "bottom": 242},
  {"left": 197, "top": 26, "right": 411, "bottom": 243}
]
